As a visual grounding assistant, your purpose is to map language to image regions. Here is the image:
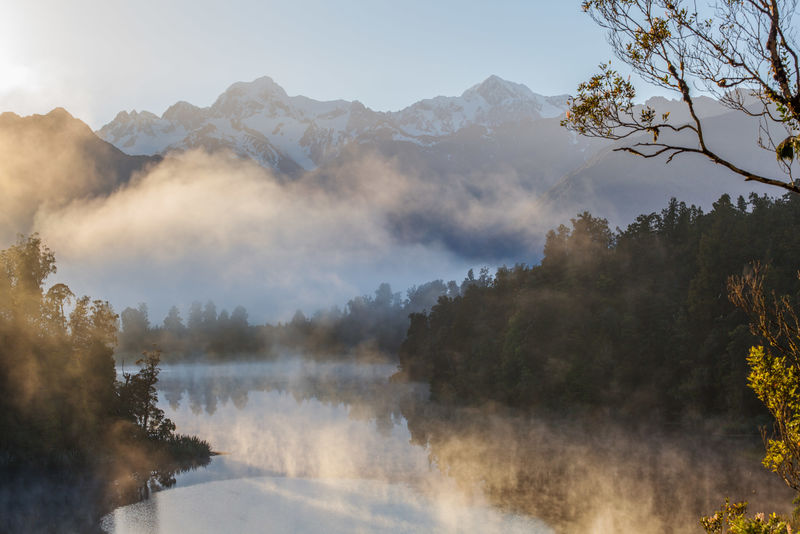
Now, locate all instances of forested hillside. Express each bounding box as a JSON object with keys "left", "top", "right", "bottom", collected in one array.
[
  {"left": 0, "top": 235, "right": 210, "bottom": 531},
  {"left": 399, "top": 193, "right": 800, "bottom": 425}
]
